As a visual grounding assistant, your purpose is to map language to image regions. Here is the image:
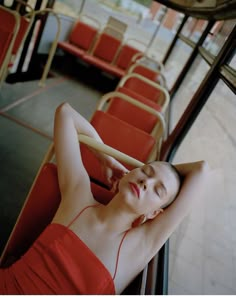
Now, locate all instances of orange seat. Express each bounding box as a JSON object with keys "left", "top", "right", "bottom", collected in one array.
[
  {"left": 0, "top": 29, "right": 13, "bottom": 67},
  {"left": 131, "top": 64, "right": 159, "bottom": 82},
  {"left": 0, "top": 6, "right": 19, "bottom": 78},
  {"left": 12, "top": 17, "right": 30, "bottom": 56},
  {"left": 0, "top": 162, "right": 114, "bottom": 268},
  {"left": 115, "top": 44, "right": 140, "bottom": 70},
  {"left": 83, "top": 33, "right": 124, "bottom": 76},
  {"left": 81, "top": 111, "right": 155, "bottom": 185},
  {"left": 57, "top": 20, "right": 98, "bottom": 57},
  {"left": 106, "top": 87, "right": 161, "bottom": 134},
  {"left": 122, "top": 75, "right": 161, "bottom": 103},
  {"left": 89, "top": 33, "right": 121, "bottom": 63},
  {"left": 69, "top": 21, "right": 98, "bottom": 50},
  {"left": 0, "top": 163, "right": 61, "bottom": 267}
]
